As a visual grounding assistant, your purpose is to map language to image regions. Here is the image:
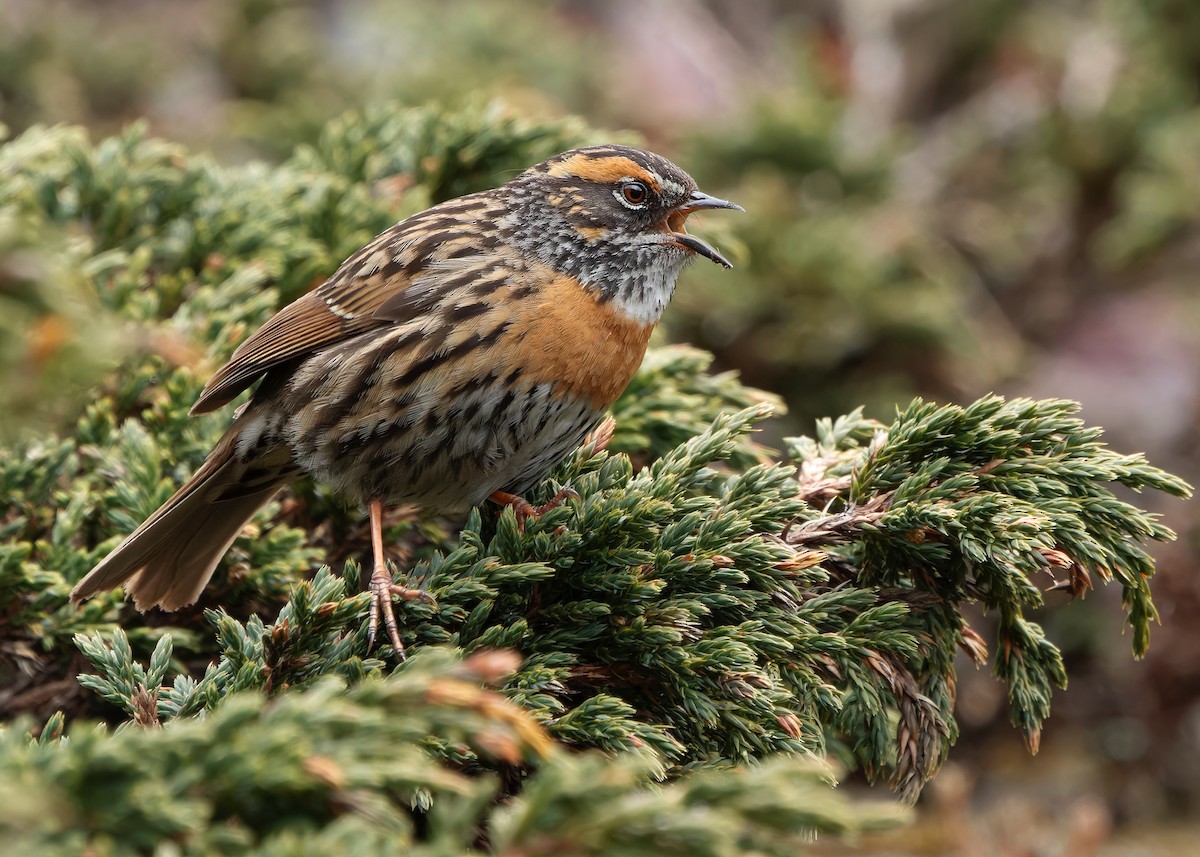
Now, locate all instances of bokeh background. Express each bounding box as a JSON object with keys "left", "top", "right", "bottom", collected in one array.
[{"left": 3, "top": 0, "right": 1199, "bottom": 853}]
